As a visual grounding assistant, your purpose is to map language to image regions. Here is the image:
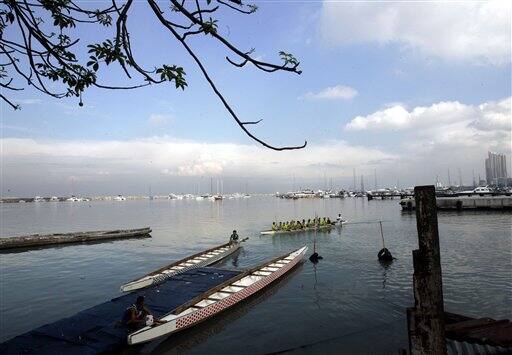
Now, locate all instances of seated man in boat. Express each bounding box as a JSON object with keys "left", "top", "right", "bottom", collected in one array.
[
  {"left": 271, "top": 222, "right": 277, "bottom": 231},
  {"left": 336, "top": 213, "right": 343, "bottom": 223},
  {"left": 123, "top": 296, "right": 166, "bottom": 330},
  {"left": 230, "top": 230, "right": 239, "bottom": 243},
  {"left": 301, "top": 219, "right": 306, "bottom": 229},
  {"left": 296, "top": 220, "right": 303, "bottom": 229},
  {"left": 327, "top": 217, "right": 332, "bottom": 225},
  {"left": 278, "top": 222, "right": 283, "bottom": 230},
  {"left": 306, "top": 219, "right": 312, "bottom": 227}
]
